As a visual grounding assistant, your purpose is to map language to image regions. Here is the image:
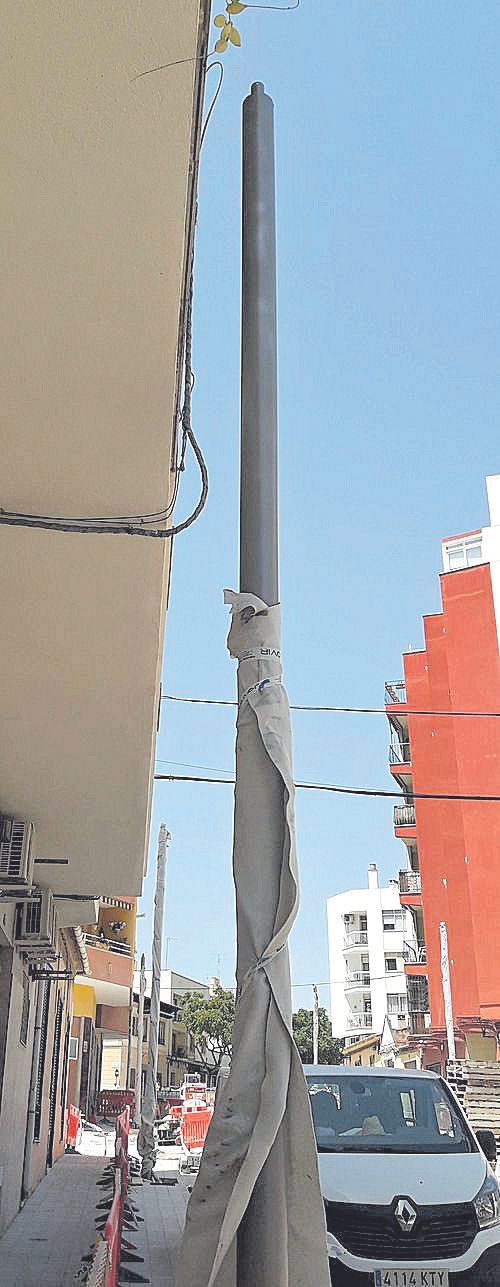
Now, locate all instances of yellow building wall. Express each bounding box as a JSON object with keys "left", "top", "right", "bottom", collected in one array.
[
  {"left": 466, "top": 1033, "right": 497, "bottom": 1062},
  {"left": 73, "top": 983, "right": 96, "bottom": 1022}
]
